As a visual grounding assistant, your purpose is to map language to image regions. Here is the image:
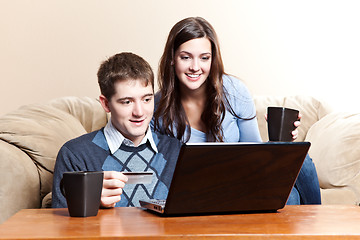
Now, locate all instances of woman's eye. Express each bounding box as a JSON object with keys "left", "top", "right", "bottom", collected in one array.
[
  {"left": 202, "top": 56, "right": 211, "bottom": 60},
  {"left": 180, "top": 56, "right": 190, "bottom": 60}
]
